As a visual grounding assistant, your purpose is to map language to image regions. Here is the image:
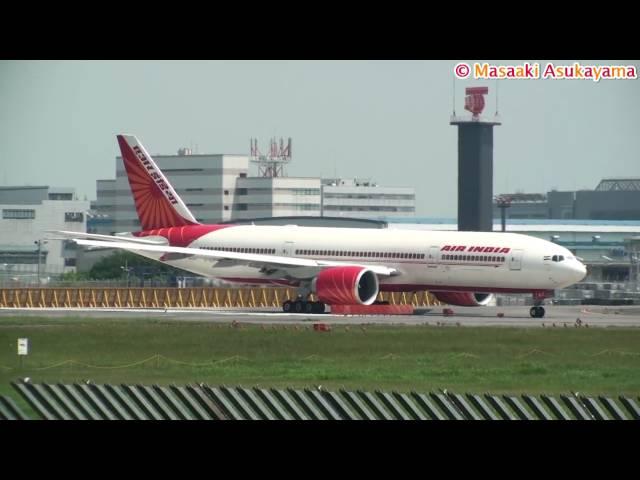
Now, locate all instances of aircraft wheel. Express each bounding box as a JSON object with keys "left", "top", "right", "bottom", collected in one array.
[
  {"left": 530, "top": 306, "right": 545, "bottom": 318},
  {"left": 313, "top": 302, "right": 326, "bottom": 314},
  {"left": 304, "top": 302, "right": 314, "bottom": 314},
  {"left": 294, "top": 300, "right": 304, "bottom": 313},
  {"left": 283, "top": 300, "right": 293, "bottom": 313}
]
